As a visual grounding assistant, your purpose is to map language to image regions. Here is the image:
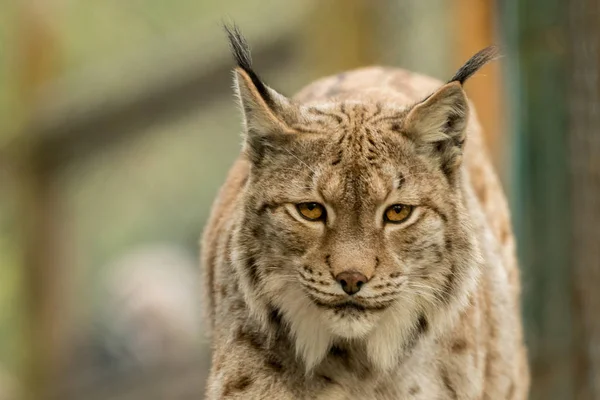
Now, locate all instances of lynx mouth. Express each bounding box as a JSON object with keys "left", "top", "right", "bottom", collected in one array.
[{"left": 307, "top": 294, "right": 392, "bottom": 312}]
